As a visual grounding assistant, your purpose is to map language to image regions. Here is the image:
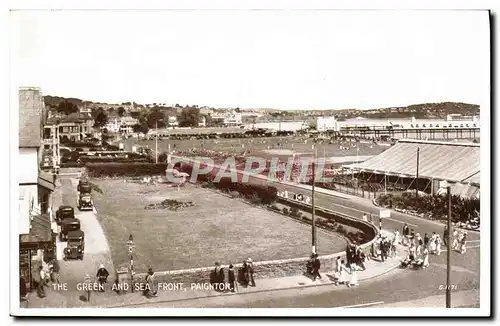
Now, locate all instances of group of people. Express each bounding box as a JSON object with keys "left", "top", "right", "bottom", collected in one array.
[
  {"left": 210, "top": 258, "right": 256, "bottom": 293},
  {"left": 27, "top": 258, "right": 61, "bottom": 299}
]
